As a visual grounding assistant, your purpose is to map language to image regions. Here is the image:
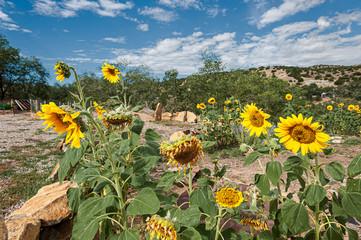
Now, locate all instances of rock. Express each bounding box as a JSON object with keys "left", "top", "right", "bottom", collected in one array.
[
  {"left": 332, "top": 139, "right": 344, "bottom": 144},
  {"left": 162, "top": 112, "right": 172, "bottom": 120},
  {"left": 155, "top": 103, "right": 162, "bottom": 121},
  {"left": 6, "top": 217, "right": 40, "bottom": 240},
  {"left": 186, "top": 111, "right": 197, "bottom": 123},
  {"left": 169, "top": 131, "right": 186, "bottom": 141},
  {"left": 174, "top": 111, "right": 187, "bottom": 122},
  {"left": 171, "top": 112, "right": 179, "bottom": 120},
  {"left": 8, "top": 181, "right": 76, "bottom": 227},
  {"left": 39, "top": 218, "right": 73, "bottom": 240},
  {"left": 0, "top": 206, "right": 8, "bottom": 240}
]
